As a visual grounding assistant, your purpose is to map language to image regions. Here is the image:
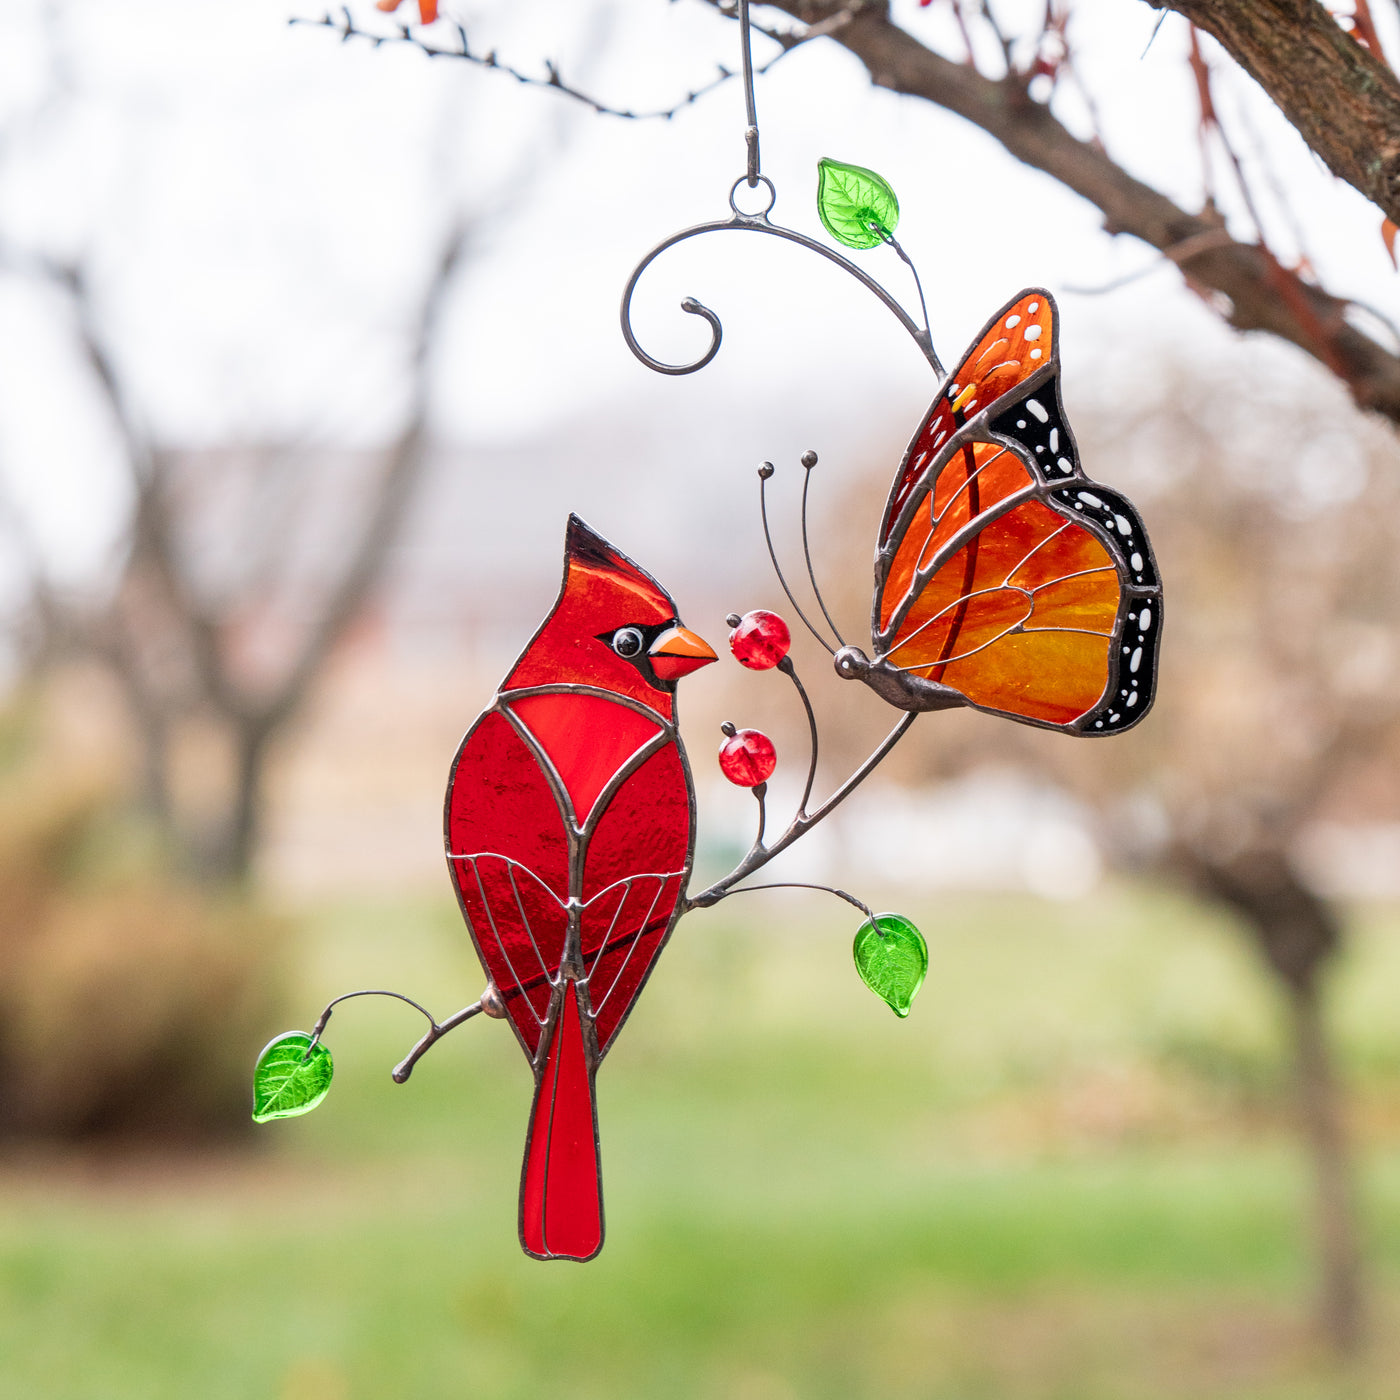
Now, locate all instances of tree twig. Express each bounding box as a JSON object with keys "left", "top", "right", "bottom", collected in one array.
[{"left": 288, "top": 7, "right": 806, "bottom": 121}]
